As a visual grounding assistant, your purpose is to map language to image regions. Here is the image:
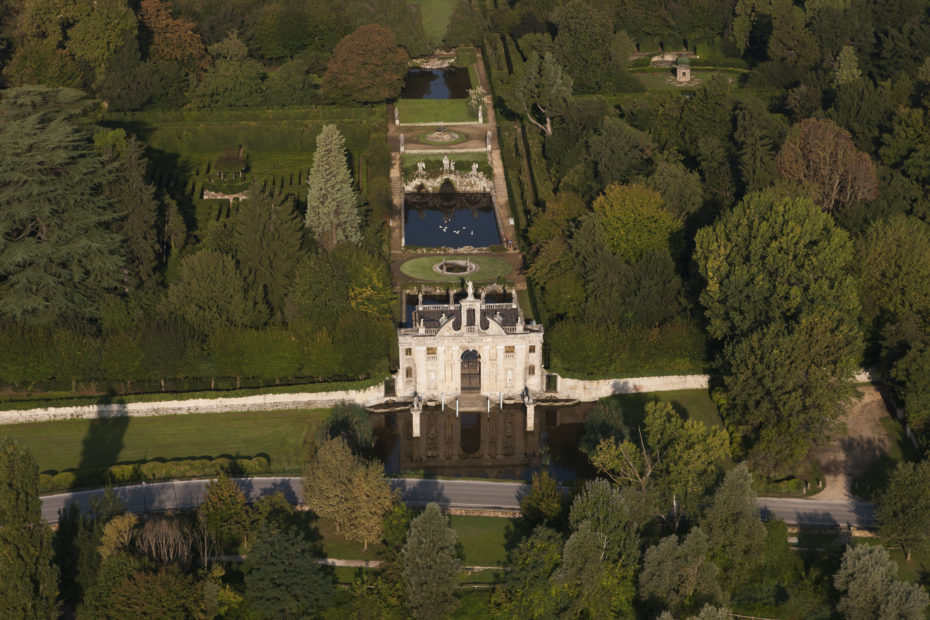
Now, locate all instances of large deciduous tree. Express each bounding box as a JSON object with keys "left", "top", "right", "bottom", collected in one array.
[
  {"left": 0, "top": 439, "right": 58, "bottom": 617},
  {"left": 0, "top": 87, "right": 124, "bottom": 324},
  {"left": 302, "top": 436, "right": 356, "bottom": 532},
  {"left": 503, "top": 51, "right": 572, "bottom": 136},
  {"left": 876, "top": 460, "right": 930, "bottom": 561},
  {"left": 695, "top": 191, "right": 861, "bottom": 472},
  {"left": 305, "top": 124, "right": 360, "bottom": 250},
  {"left": 138, "top": 0, "right": 207, "bottom": 67},
  {"left": 834, "top": 545, "right": 928, "bottom": 619},
  {"left": 776, "top": 117, "right": 878, "bottom": 212},
  {"left": 592, "top": 401, "right": 728, "bottom": 526},
  {"left": 699, "top": 464, "right": 767, "bottom": 587},
  {"left": 188, "top": 31, "right": 264, "bottom": 109},
  {"left": 591, "top": 183, "right": 681, "bottom": 263},
  {"left": 244, "top": 523, "right": 334, "bottom": 617},
  {"left": 402, "top": 503, "right": 462, "bottom": 620},
  {"left": 322, "top": 24, "right": 409, "bottom": 103},
  {"left": 198, "top": 473, "right": 250, "bottom": 551},
  {"left": 639, "top": 528, "right": 720, "bottom": 617},
  {"left": 857, "top": 215, "right": 930, "bottom": 331},
  {"left": 302, "top": 435, "right": 394, "bottom": 547}
]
